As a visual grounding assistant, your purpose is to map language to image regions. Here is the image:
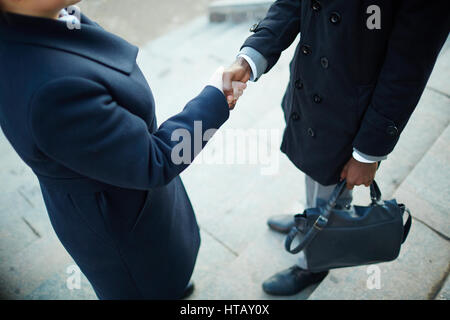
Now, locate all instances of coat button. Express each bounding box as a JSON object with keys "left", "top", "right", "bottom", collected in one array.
[
  {"left": 313, "top": 94, "right": 322, "bottom": 104},
  {"left": 301, "top": 45, "right": 311, "bottom": 55},
  {"left": 330, "top": 12, "right": 341, "bottom": 24},
  {"left": 291, "top": 112, "right": 300, "bottom": 121},
  {"left": 311, "top": 0, "right": 321, "bottom": 11},
  {"left": 250, "top": 22, "right": 259, "bottom": 32},
  {"left": 320, "top": 57, "right": 329, "bottom": 68},
  {"left": 308, "top": 128, "right": 315, "bottom": 137},
  {"left": 295, "top": 79, "right": 303, "bottom": 89},
  {"left": 386, "top": 125, "right": 398, "bottom": 136}
]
